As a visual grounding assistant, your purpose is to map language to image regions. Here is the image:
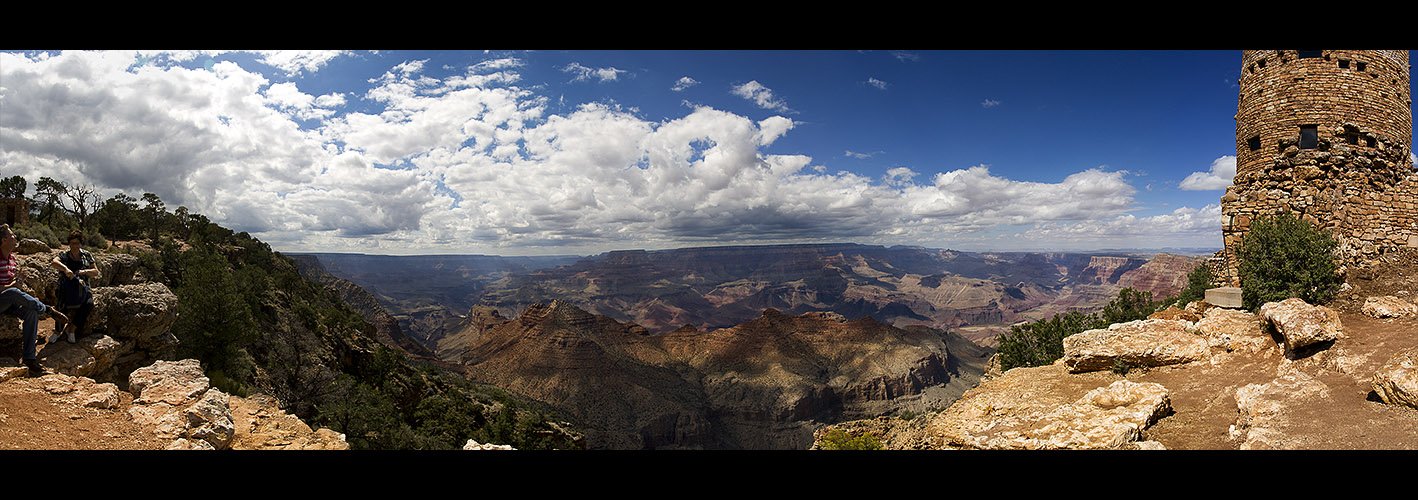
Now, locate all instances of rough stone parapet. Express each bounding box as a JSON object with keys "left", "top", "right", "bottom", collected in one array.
[{"left": 1222, "top": 50, "right": 1414, "bottom": 286}]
